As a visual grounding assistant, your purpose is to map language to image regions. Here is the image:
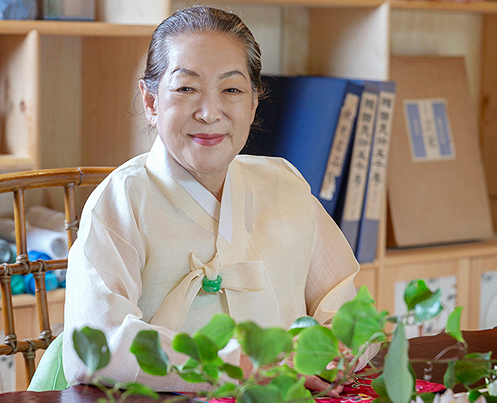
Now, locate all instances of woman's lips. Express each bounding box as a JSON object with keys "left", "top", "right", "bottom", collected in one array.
[{"left": 190, "top": 133, "right": 226, "bottom": 146}]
